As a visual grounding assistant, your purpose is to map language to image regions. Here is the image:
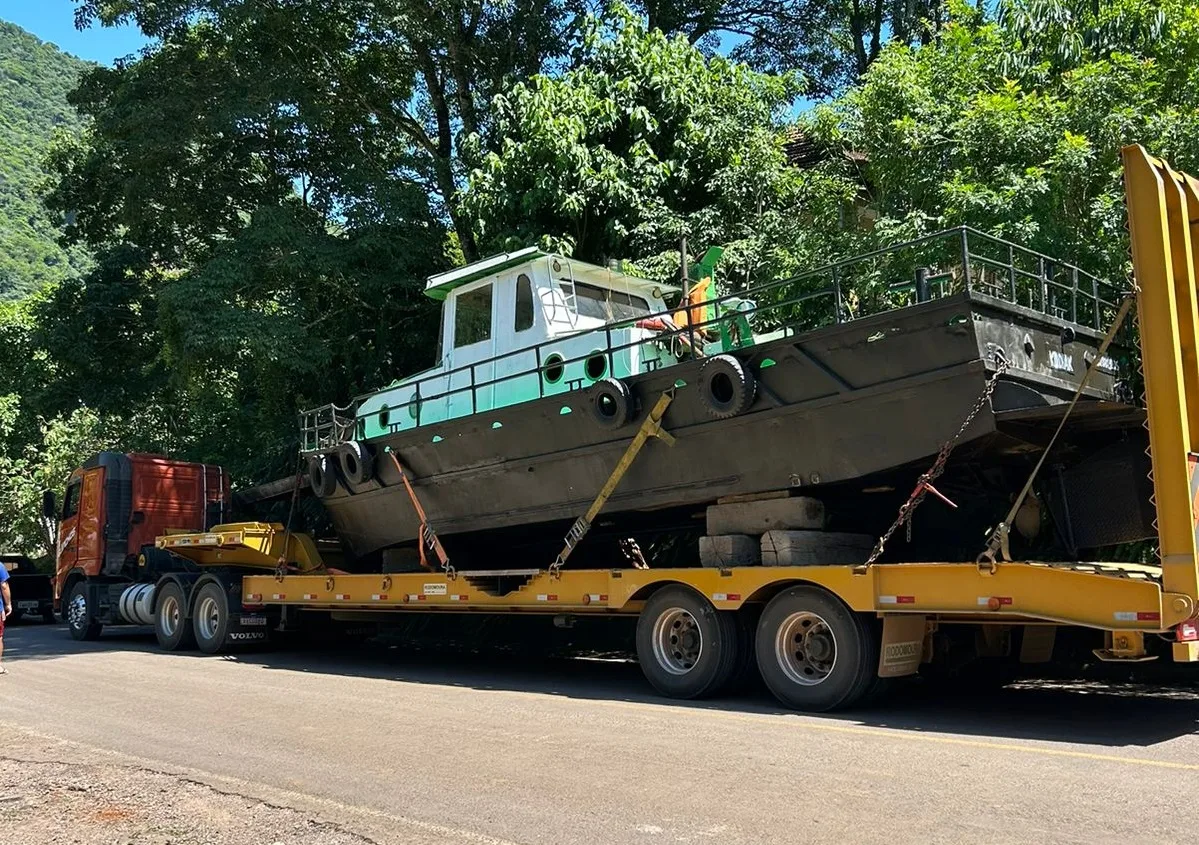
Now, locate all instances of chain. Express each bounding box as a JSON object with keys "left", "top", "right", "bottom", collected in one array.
[{"left": 864, "top": 352, "right": 1010, "bottom": 567}]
